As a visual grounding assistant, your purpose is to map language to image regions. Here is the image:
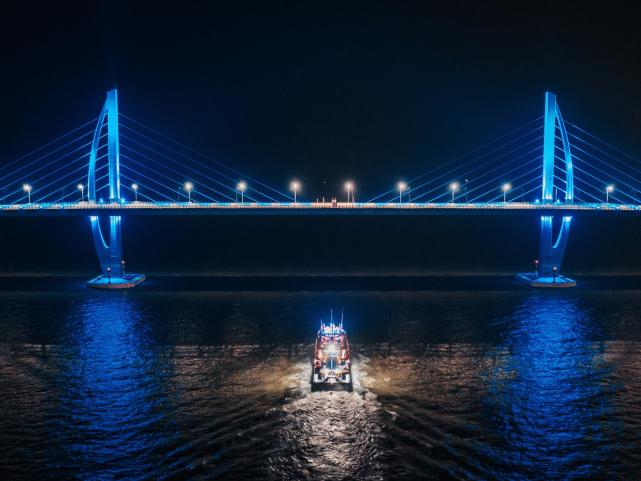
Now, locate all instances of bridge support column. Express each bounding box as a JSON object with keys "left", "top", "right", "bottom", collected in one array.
[
  {"left": 86, "top": 89, "right": 144, "bottom": 289},
  {"left": 517, "top": 92, "right": 575, "bottom": 288}
]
